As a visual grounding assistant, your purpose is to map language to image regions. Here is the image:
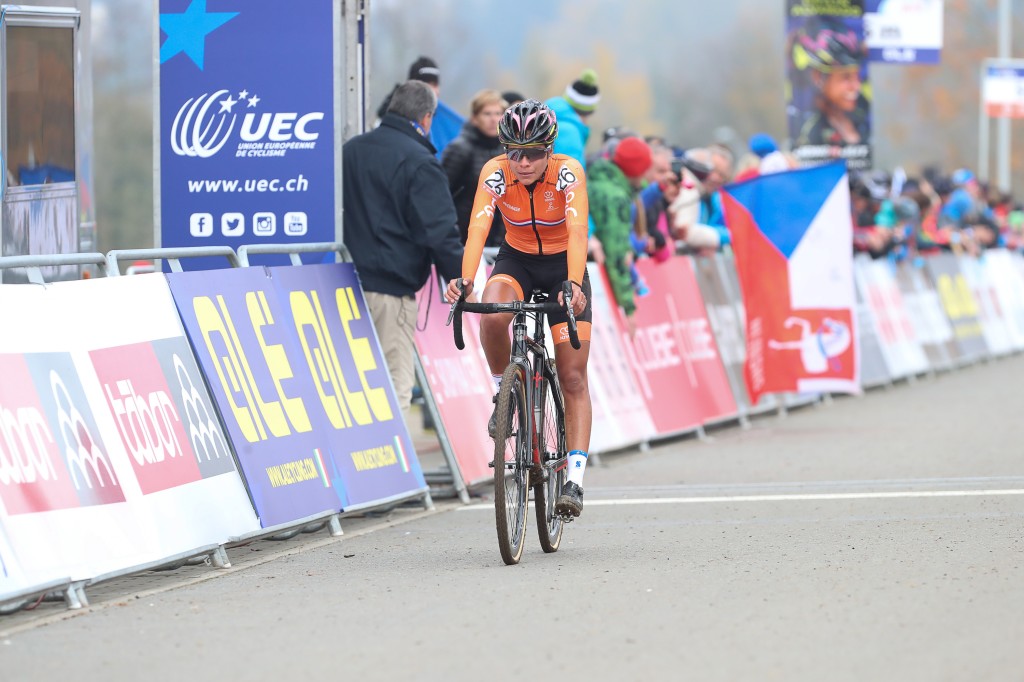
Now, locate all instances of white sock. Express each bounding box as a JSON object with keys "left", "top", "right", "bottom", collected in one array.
[
  {"left": 567, "top": 450, "right": 588, "bottom": 487},
  {"left": 491, "top": 374, "right": 502, "bottom": 392}
]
